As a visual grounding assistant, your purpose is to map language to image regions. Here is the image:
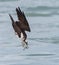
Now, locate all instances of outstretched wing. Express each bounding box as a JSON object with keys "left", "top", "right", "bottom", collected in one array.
[
  {"left": 9, "top": 14, "right": 21, "bottom": 37},
  {"left": 16, "top": 7, "right": 31, "bottom": 32}
]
